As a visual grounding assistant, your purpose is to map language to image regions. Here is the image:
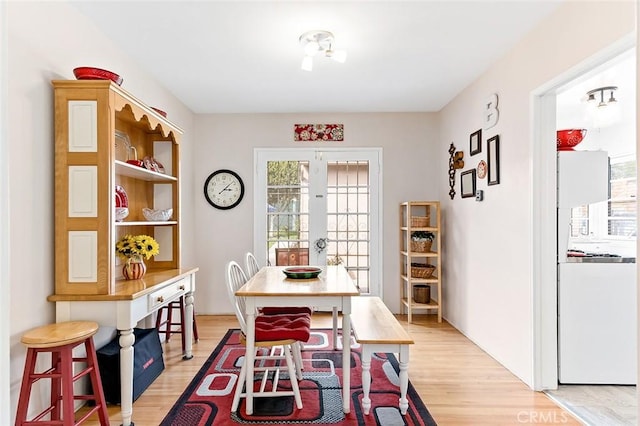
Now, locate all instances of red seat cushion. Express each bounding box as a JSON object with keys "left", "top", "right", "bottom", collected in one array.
[
  {"left": 254, "top": 313, "right": 311, "bottom": 343},
  {"left": 260, "top": 306, "right": 313, "bottom": 316}
]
